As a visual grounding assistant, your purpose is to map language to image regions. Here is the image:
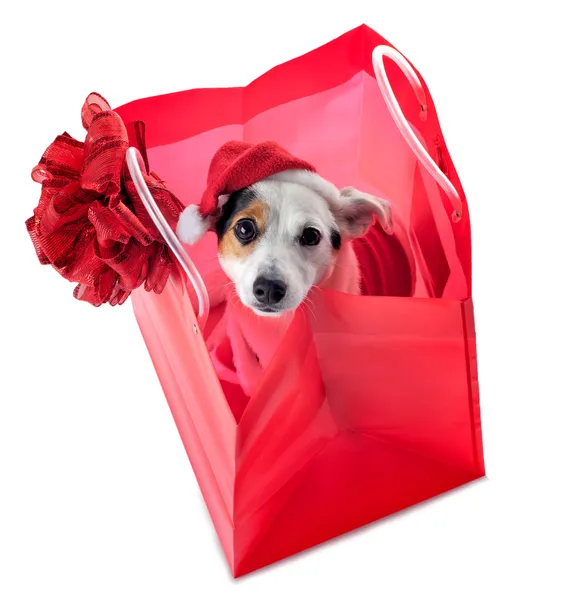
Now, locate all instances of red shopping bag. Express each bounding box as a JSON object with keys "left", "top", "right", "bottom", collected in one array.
[{"left": 113, "top": 24, "right": 484, "bottom": 576}]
